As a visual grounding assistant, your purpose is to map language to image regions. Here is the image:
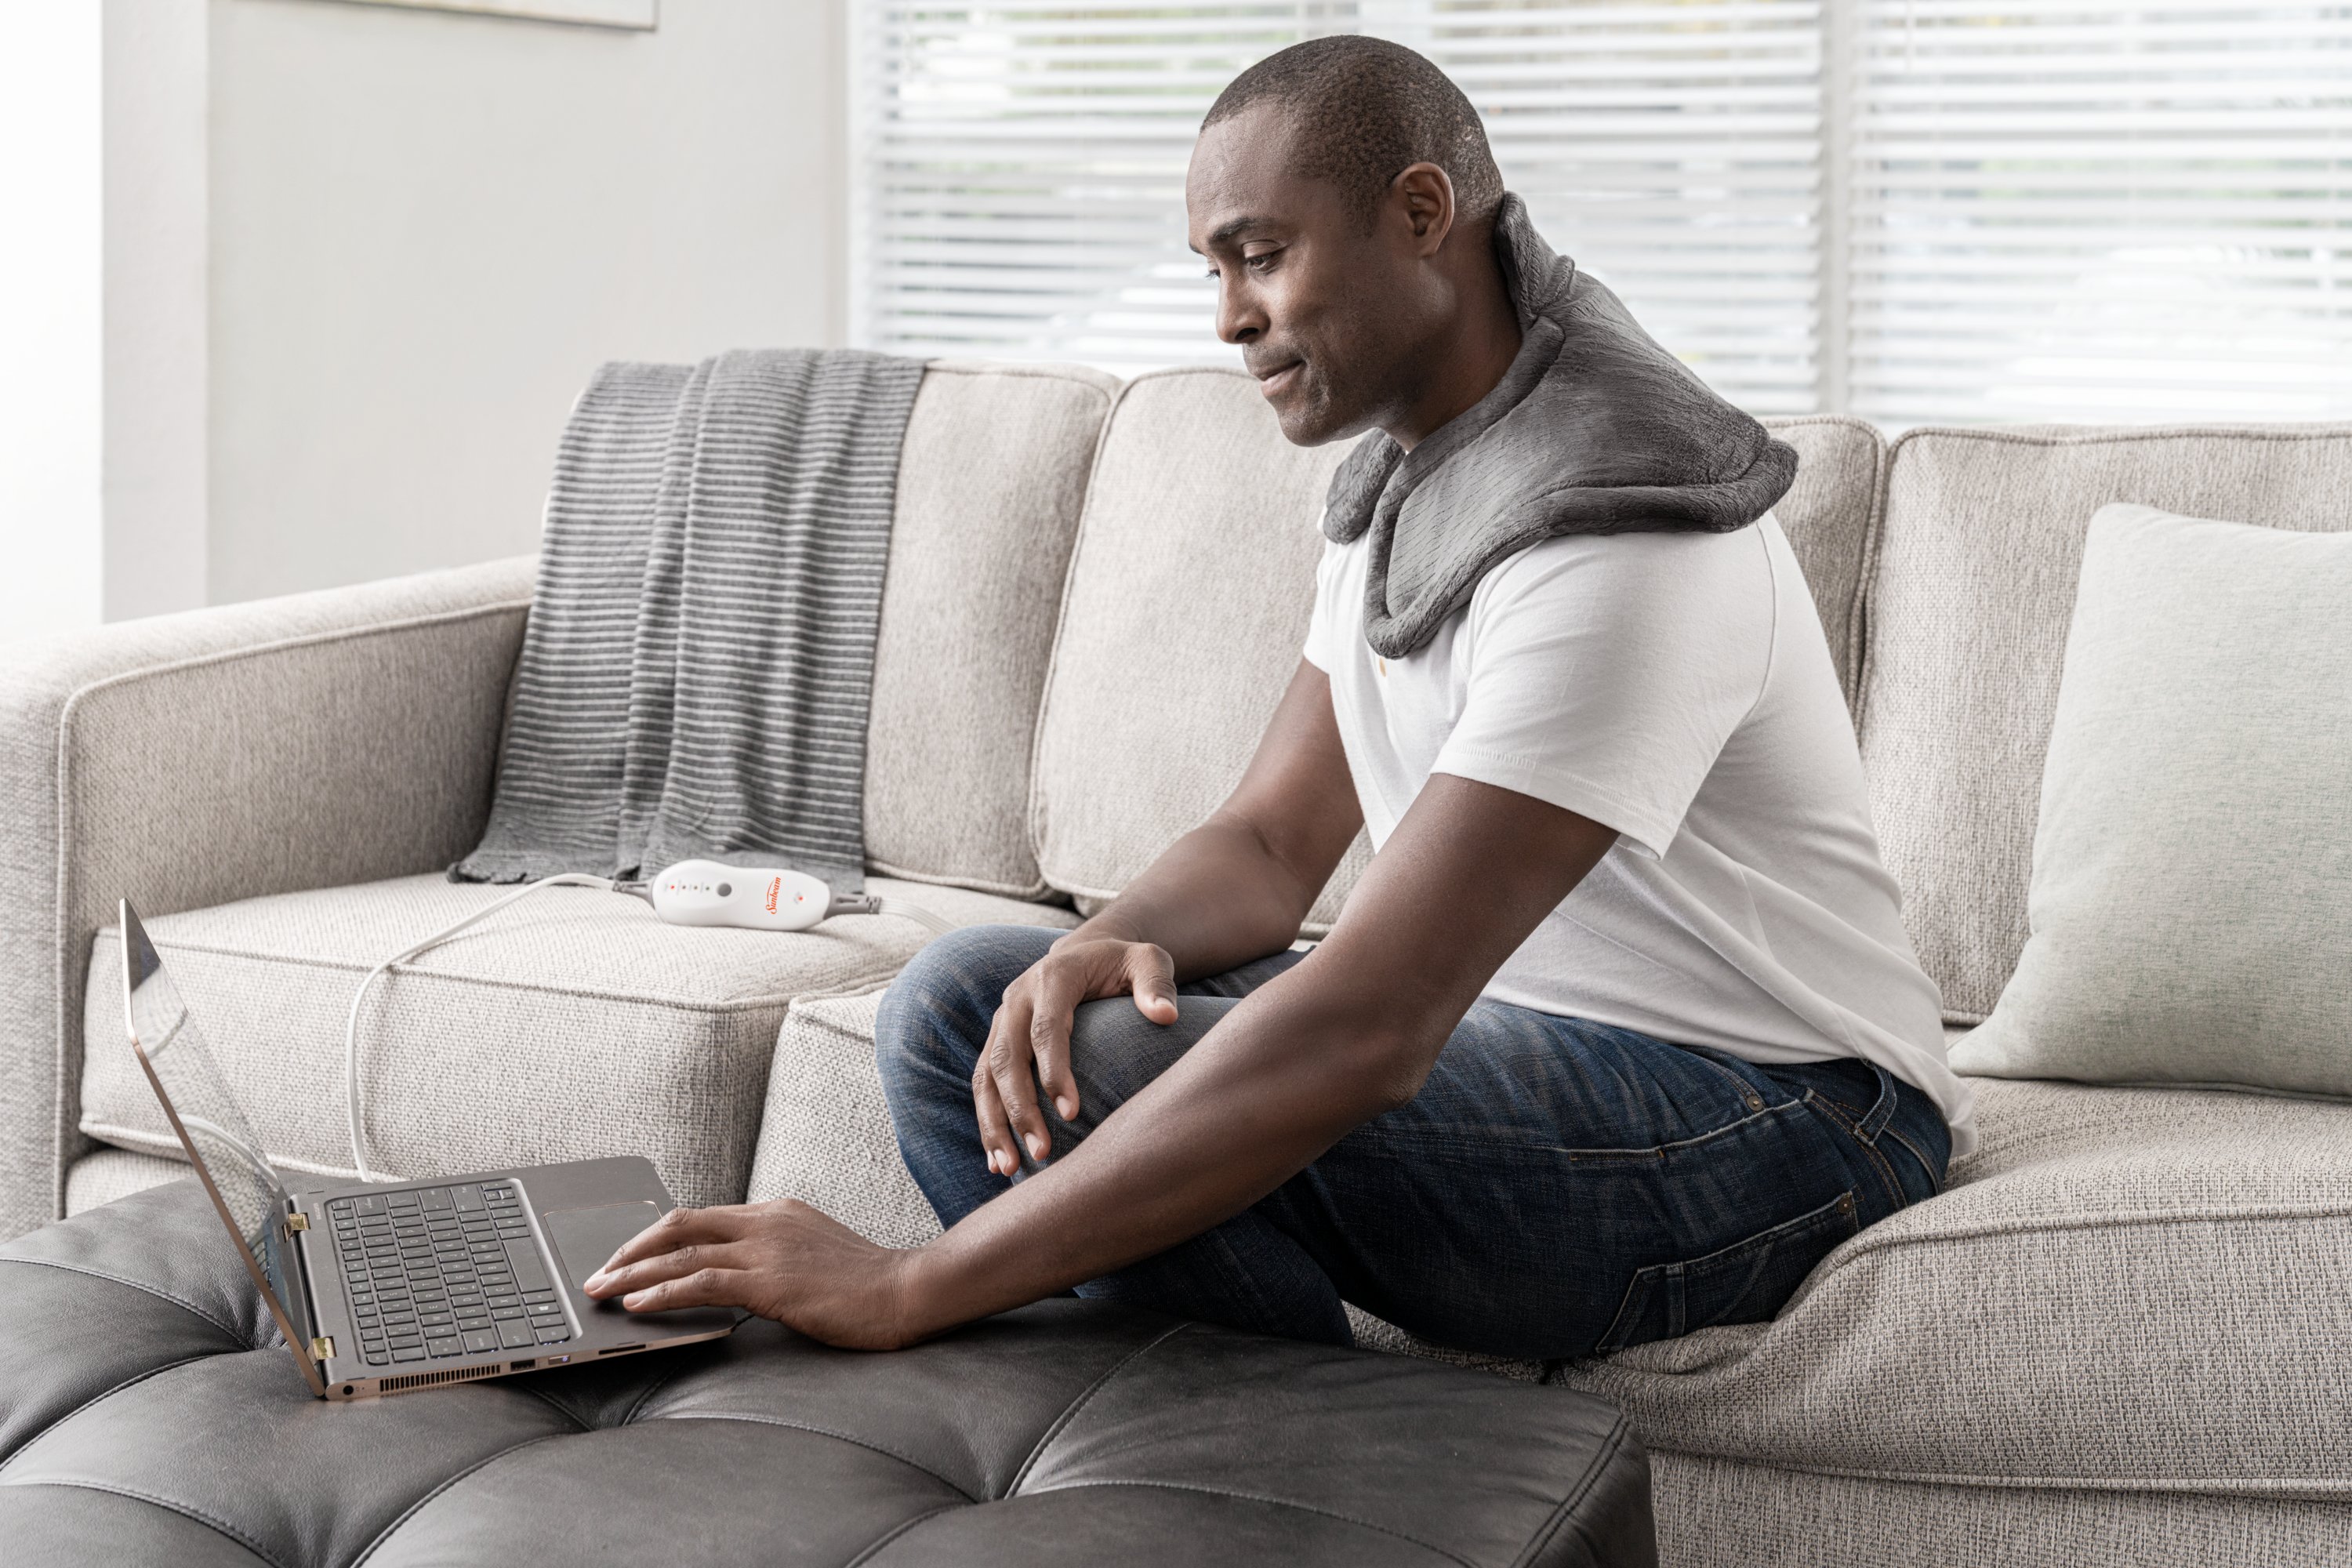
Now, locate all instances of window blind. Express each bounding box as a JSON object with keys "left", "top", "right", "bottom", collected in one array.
[
  {"left": 853, "top": 0, "right": 1824, "bottom": 408},
  {"left": 855, "top": 2, "right": 2352, "bottom": 423},
  {"left": 1846, "top": 2, "right": 2352, "bottom": 423}
]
